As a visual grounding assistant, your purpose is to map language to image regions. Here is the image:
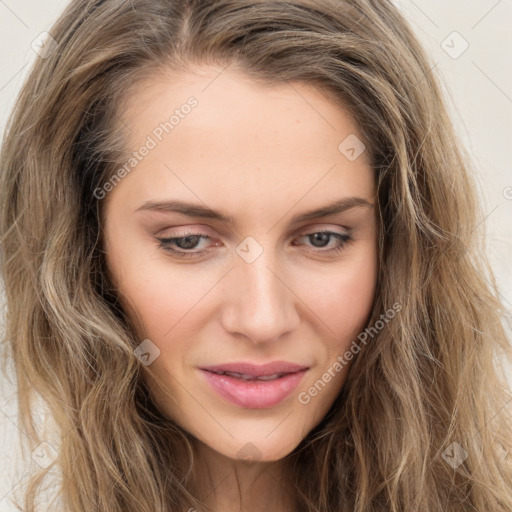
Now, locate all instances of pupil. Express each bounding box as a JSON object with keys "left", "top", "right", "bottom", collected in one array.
[
  {"left": 177, "top": 235, "right": 200, "bottom": 249},
  {"left": 310, "top": 233, "right": 330, "bottom": 247}
]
